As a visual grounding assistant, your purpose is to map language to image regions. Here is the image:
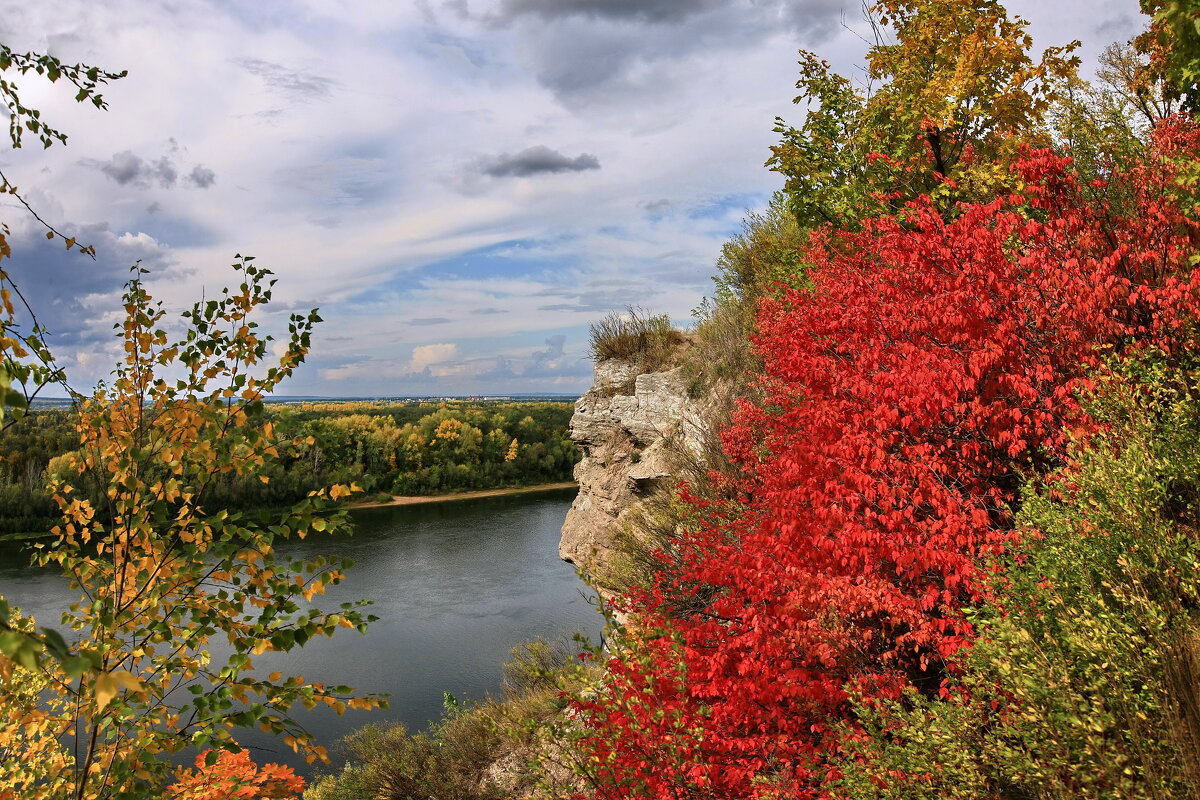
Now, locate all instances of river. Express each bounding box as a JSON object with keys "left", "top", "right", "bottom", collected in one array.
[{"left": 0, "top": 487, "right": 602, "bottom": 777}]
